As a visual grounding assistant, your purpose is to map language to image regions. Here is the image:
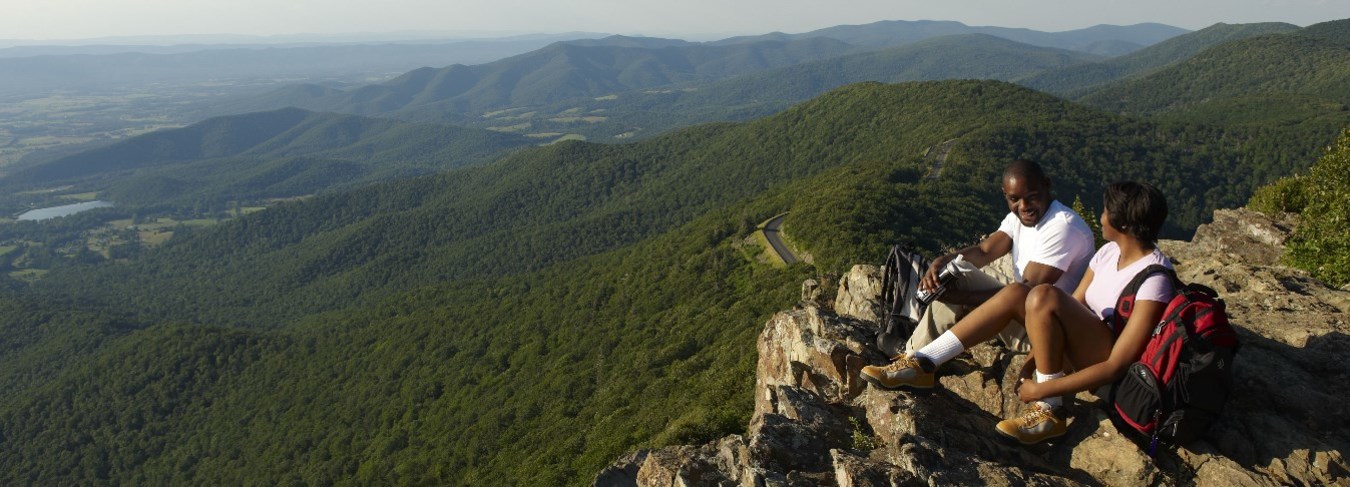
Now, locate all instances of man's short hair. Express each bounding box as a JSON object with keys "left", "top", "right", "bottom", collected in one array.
[
  {"left": 1003, "top": 159, "right": 1049, "bottom": 185},
  {"left": 1104, "top": 181, "right": 1168, "bottom": 246}
]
